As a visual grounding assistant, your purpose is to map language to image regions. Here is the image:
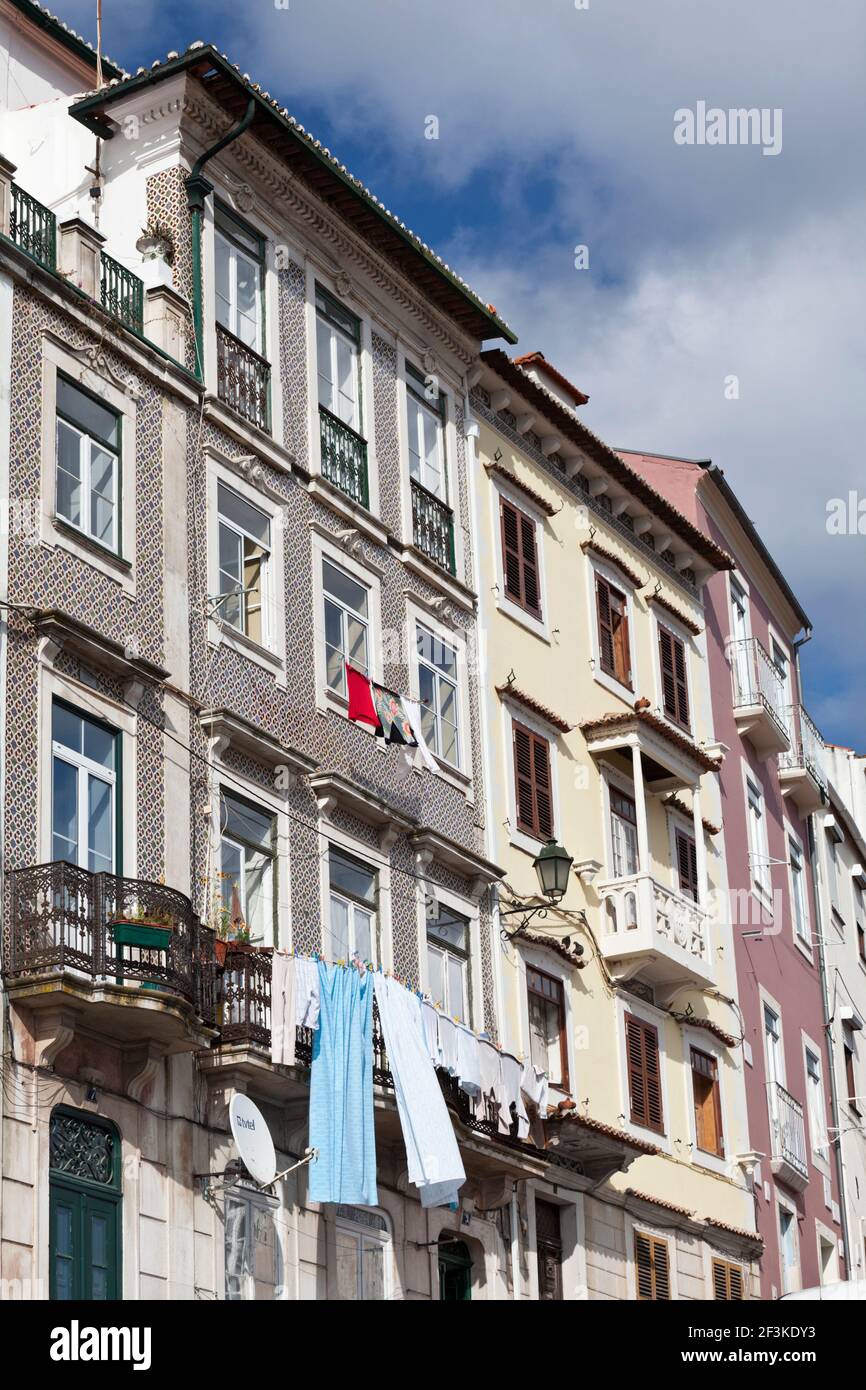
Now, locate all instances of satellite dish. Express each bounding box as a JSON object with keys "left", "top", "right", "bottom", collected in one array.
[{"left": 229, "top": 1094, "right": 276, "bottom": 1187}]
